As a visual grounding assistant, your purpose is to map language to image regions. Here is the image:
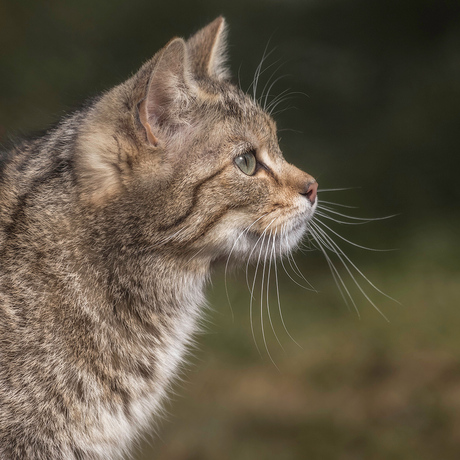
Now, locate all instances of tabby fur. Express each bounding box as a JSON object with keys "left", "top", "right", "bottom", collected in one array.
[{"left": 0, "top": 17, "right": 317, "bottom": 459}]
